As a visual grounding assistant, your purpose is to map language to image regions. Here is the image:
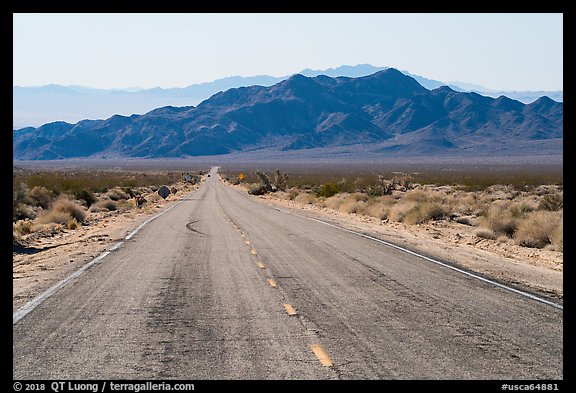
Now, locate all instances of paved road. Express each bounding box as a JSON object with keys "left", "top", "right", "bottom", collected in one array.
[{"left": 13, "top": 167, "right": 563, "bottom": 379}]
